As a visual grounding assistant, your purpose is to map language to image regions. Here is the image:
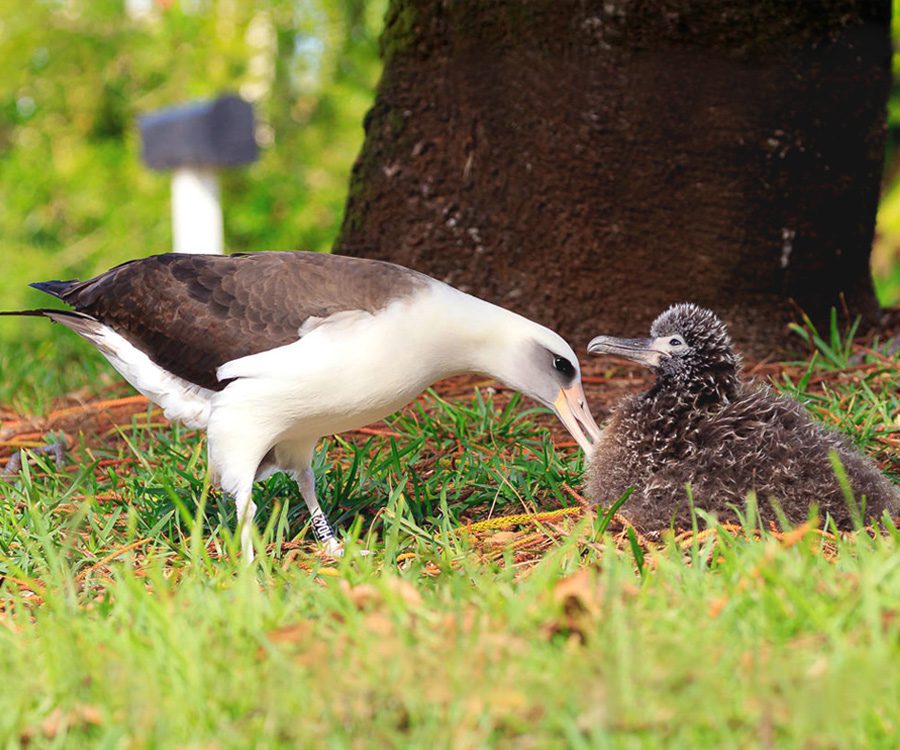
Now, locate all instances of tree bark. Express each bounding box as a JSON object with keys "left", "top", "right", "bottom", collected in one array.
[{"left": 335, "top": 0, "right": 892, "bottom": 354}]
